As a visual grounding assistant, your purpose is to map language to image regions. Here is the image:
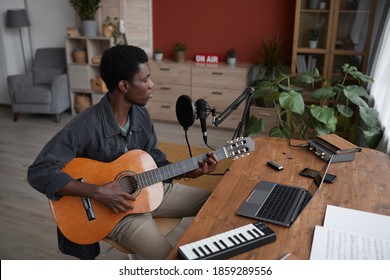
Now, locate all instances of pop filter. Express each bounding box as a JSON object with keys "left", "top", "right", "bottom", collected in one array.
[{"left": 176, "top": 95, "right": 195, "bottom": 129}]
